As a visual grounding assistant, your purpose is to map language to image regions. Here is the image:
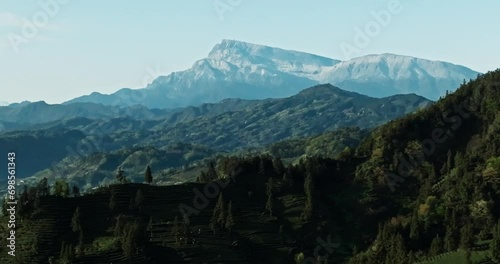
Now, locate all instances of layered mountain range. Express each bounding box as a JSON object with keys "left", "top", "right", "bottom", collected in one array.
[
  {"left": 0, "top": 84, "right": 431, "bottom": 181},
  {"left": 64, "top": 39, "right": 480, "bottom": 109}
]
